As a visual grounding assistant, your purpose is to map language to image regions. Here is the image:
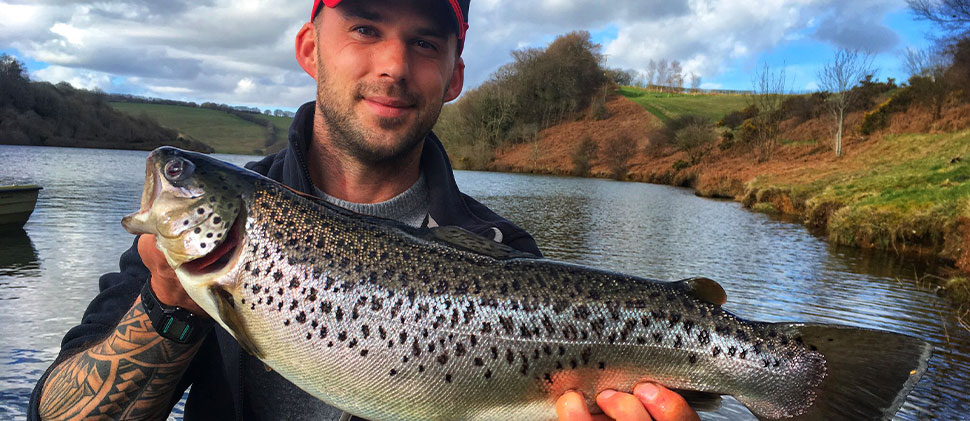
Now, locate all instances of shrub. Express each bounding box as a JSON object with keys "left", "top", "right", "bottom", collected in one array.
[
  {"left": 717, "top": 105, "right": 758, "bottom": 129},
  {"left": 571, "top": 136, "right": 598, "bottom": 176},
  {"left": 602, "top": 134, "right": 636, "bottom": 179},
  {"left": 674, "top": 123, "right": 717, "bottom": 164},
  {"left": 672, "top": 159, "right": 690, "bottom": 170}
]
